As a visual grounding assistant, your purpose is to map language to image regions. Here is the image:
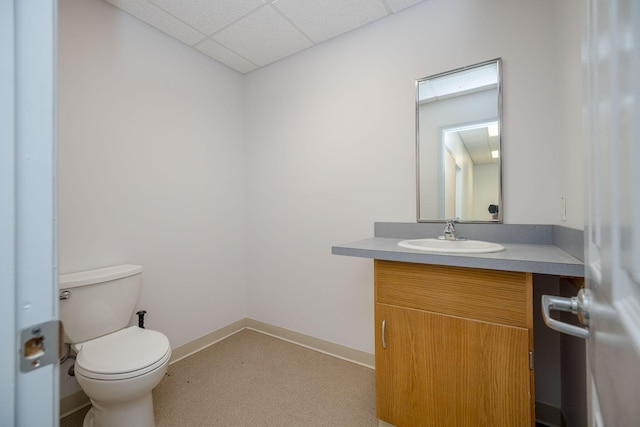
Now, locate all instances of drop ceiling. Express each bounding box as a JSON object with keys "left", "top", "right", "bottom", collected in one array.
[
  {"left": 457, "top": 127, "right": 500, "bottom": 165},
  {"left": 104, "top": 0, "right": 427, "bottom": 74}
]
